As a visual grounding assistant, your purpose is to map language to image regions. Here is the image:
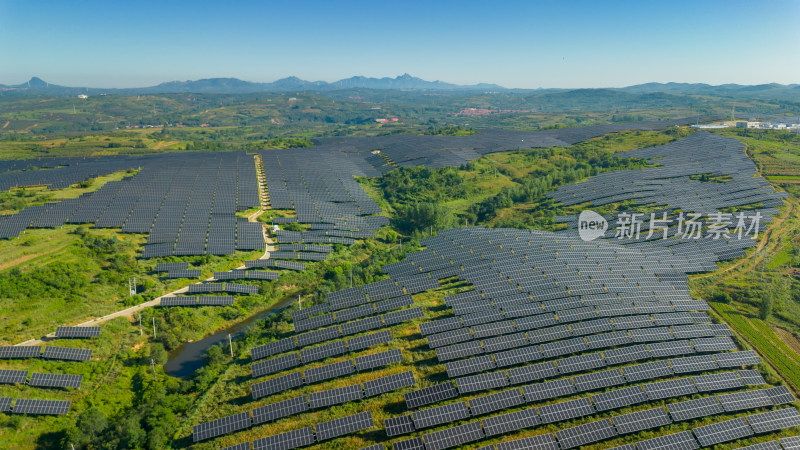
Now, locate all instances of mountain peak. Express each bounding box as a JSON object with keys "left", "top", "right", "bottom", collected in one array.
[{"left": 28, "top": 77, "right": 48, "bottom": 87}]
